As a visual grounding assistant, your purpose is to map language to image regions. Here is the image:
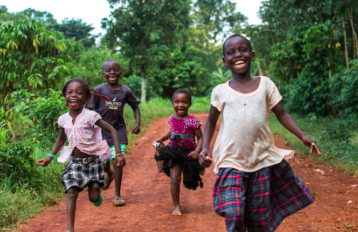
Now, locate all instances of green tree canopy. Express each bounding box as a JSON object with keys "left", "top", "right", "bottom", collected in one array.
[{"left": 0, "top": 18, "right": 79, "bottom": 100}]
